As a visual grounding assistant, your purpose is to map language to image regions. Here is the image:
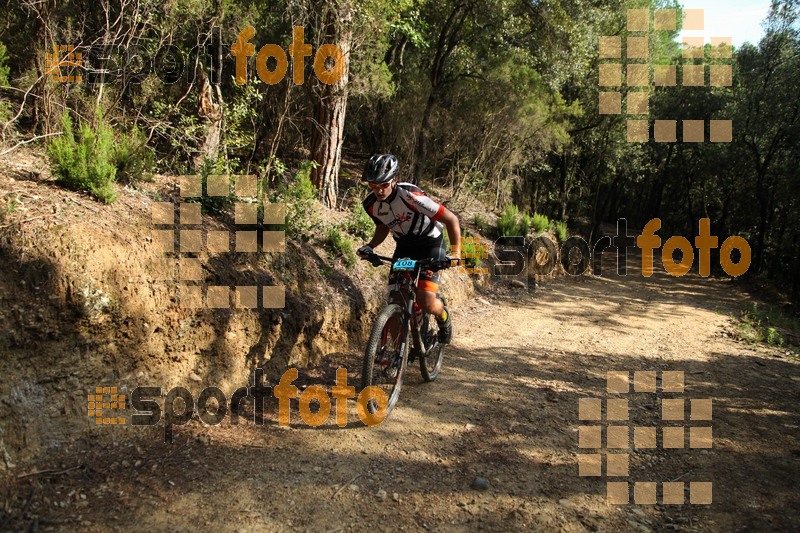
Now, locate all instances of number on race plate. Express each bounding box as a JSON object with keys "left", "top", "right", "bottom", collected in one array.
[{"left": 392, "top": 259, "right": 416, "bottom": 271}]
